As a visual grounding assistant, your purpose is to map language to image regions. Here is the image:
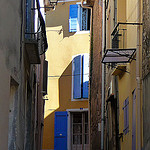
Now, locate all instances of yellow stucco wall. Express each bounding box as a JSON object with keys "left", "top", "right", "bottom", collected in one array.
[{"left": 43, "top": 1, "right": 90, "bottom": 149}]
